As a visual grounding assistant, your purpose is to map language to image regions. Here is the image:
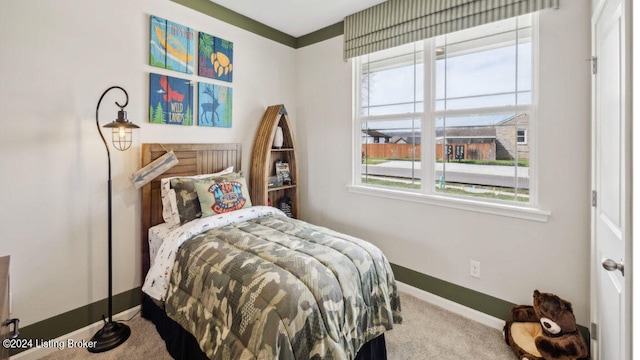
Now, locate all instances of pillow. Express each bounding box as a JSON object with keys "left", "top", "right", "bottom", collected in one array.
[
  {"left": 171, "top": 172, "right": 240, "bottom": 224},
  {"left": 160, "top": 187, "right": 180, "bottom": 226},
  {"left": 194, "top": 176, "right": 252, "bottom": 217},
  {"left": 160, "top": 166, "right": 234, "bottom": 225}
]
